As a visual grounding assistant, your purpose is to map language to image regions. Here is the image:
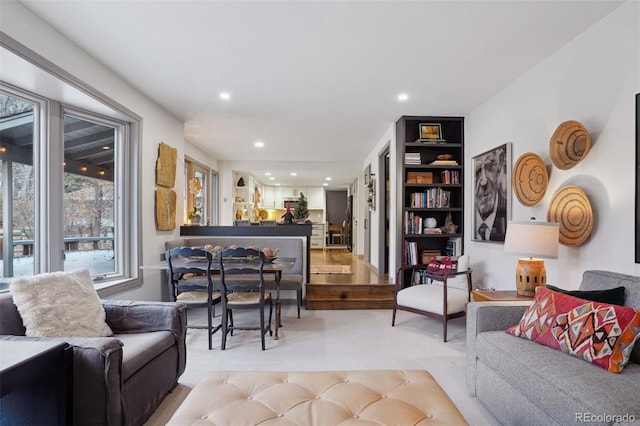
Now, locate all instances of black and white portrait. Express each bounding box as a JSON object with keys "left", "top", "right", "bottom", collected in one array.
[{"left": 472, "top": 143, "right": 512, "bottom": 242}]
